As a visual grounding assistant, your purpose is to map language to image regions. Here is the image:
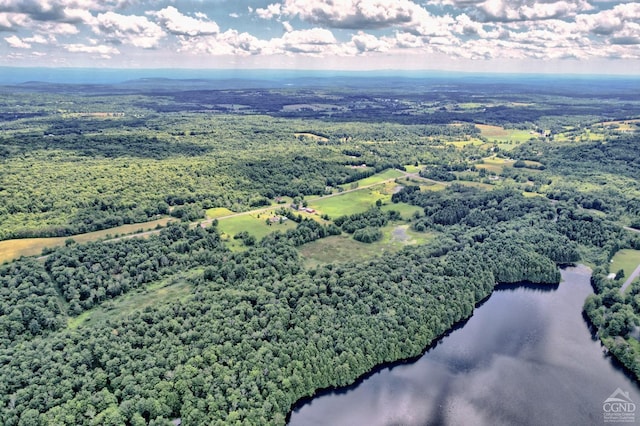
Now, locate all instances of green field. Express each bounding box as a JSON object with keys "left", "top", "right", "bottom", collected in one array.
[
  {"left": 0, "top": 217, "right": 173, "bottom": 264},
  {"left": 610, "top": 249, "right": 640, "bottom": 280},
  {"left": 309, "top": 184, "right": 394, "bottom": 217},
  {"left": 476, "top": 124, "right": 534, "bottom": 143},
  {"left": 206, "top": 207, "right": 236, "bottom": 219},
  {"left": 339, "top": 168, "right": 404, "bottom": 189},
  {"left": 68, "top": 278, "right": 194, "bottom": 329},
  {"left": 382, "top": 202, "right": 423, "bottom": 220},
  {"left": 217, "top": 212, "right": 299, "bottom": 250},
  {"left": 403, "top": 164, "right": 422, "bottom": 174},
  {"left": 299, "top": 224, "right": 434, "bottom": 268}
]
